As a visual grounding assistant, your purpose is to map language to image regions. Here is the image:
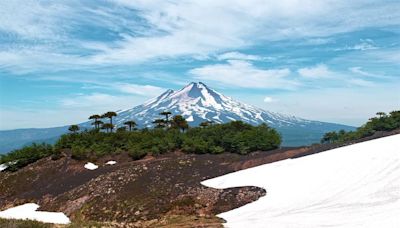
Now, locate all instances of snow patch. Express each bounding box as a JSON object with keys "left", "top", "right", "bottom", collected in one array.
[
  {"left": 202, "top": 134, "right": 400, "bottom": 228},
  {"left": 84, "top": 162, "right": 98, "bottom": 170},
  {"left": 106, "top": 161, "right": 117, "bottom": 165},
  {"left": 186, "top": 115, "right": 194, "bottom": 122},
  {"left": 0, "top": 161, "right": 17, "bottom": 172},
  {"left": 0, "top": 164, "right": 7, "bottom": 171},
  {"left": 0, "top": 203, "right": 70, "bottom": 224}
]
